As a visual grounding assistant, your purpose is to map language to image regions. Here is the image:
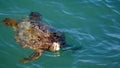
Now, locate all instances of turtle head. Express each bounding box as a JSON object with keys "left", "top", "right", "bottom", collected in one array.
[
  {"left": 49, "top": 42, "right": 60, "bottom": 52},
  {"left": 29, "top": 12, "right": 42, "bottom": 22},
  {"left": 3, "top": 18, "right": 18, "bottom": 30}
]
